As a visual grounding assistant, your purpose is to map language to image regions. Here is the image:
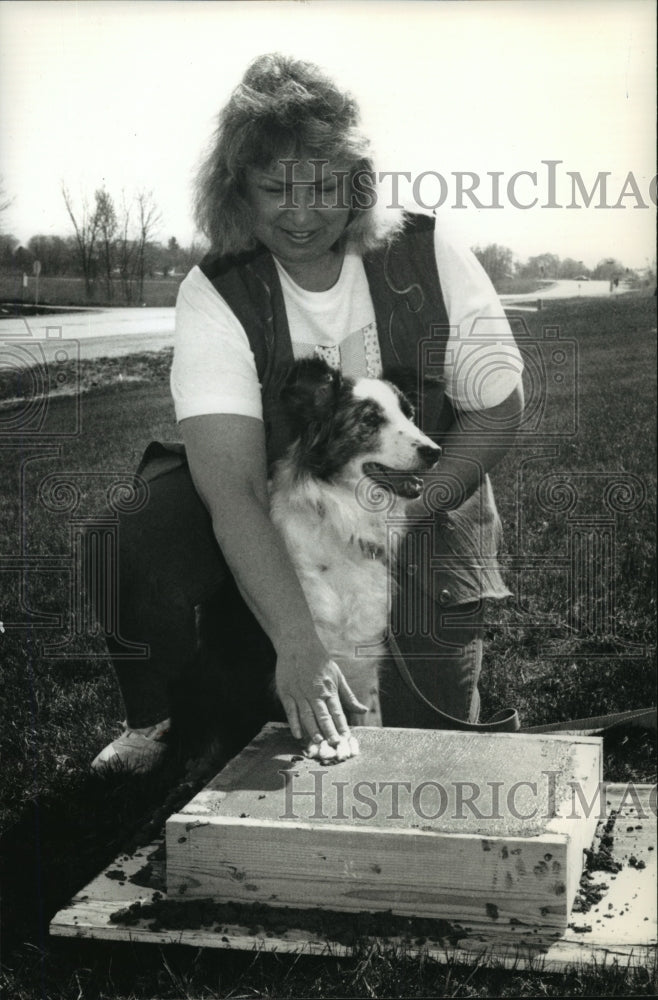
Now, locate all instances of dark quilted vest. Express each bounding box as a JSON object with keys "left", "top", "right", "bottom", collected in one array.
[
  {"left": 198, "top": 212, "right": 507, "bottom": 607},
  {"left": 199, "top": 213, "right": 454, "bottom": 461}
]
